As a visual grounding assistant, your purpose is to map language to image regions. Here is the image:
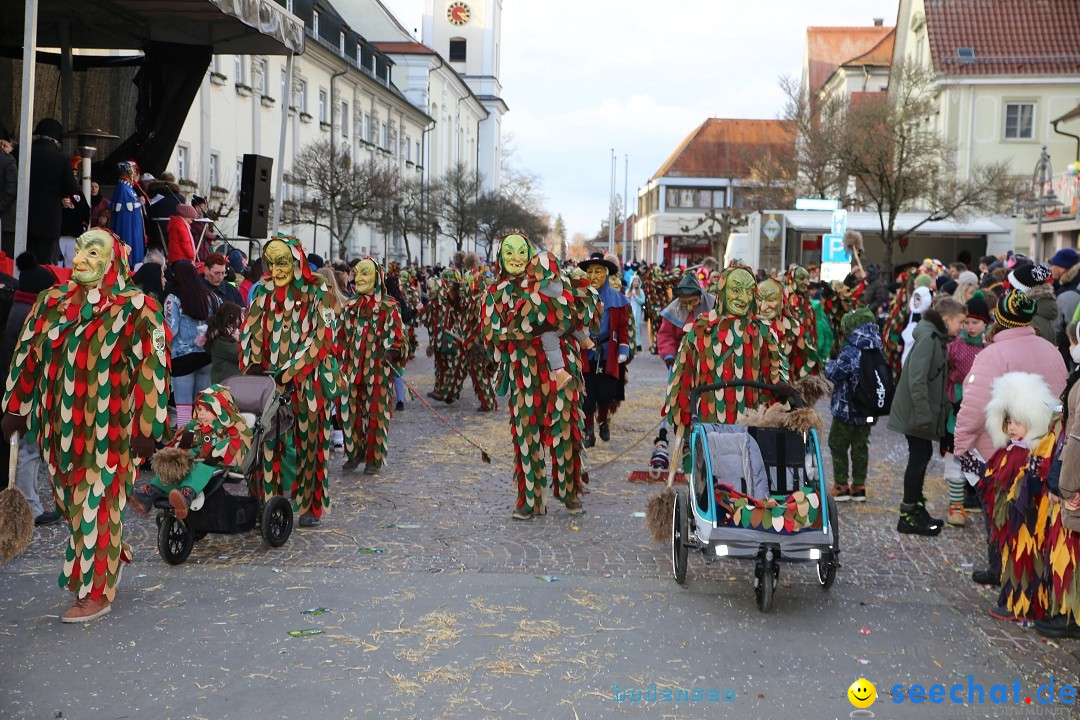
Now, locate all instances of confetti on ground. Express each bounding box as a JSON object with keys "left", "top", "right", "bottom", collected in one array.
[
  {"left": 357, "top": 547, "right": 387, "bottom": 554},
  {"left": 859, "top": 627, "right": 871, "bottom": 635},
  {"left": 287, "top": 628, "right": 325, "bottom": 638},
  {"left": 535, "top": 575, "right": 560, "bottom": 582},
  {"left": 302, "top": 607, "right": 331, "bottom": 616}
]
